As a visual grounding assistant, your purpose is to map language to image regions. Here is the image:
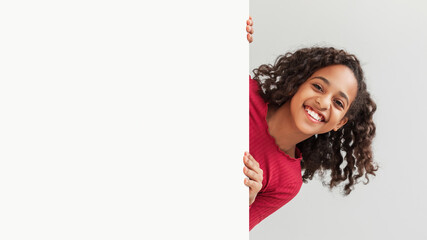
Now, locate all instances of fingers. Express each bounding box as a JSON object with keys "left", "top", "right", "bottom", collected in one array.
[
  {"left": 246, "top": 16, "right": 254, "bottom": 43},
  {"left": 243, "top": 150, "right": 263, "bottom": 205},
  {"left": 247, "top": 152, "right": 258, "bottom": 165},
  {"left": 246, "top": 16, "right": 253, "bottom": 26},
  {"left": 243, "top": 152, "right": 263, "bottom": 181},
  {"left": 244, "top": 178, "right": 262, "bottom": 191},
  {"left": 246, "top": 25, "right": 254, "bottom": 34},
  {"left": 243, "top": 166, "right": 262, "bottom": 182},
  {"left": 247, "top": 33, "right": 253, "bottom": 43},
  {"left": 244, "top": 152, "right": 260, "bottom": 170}
]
